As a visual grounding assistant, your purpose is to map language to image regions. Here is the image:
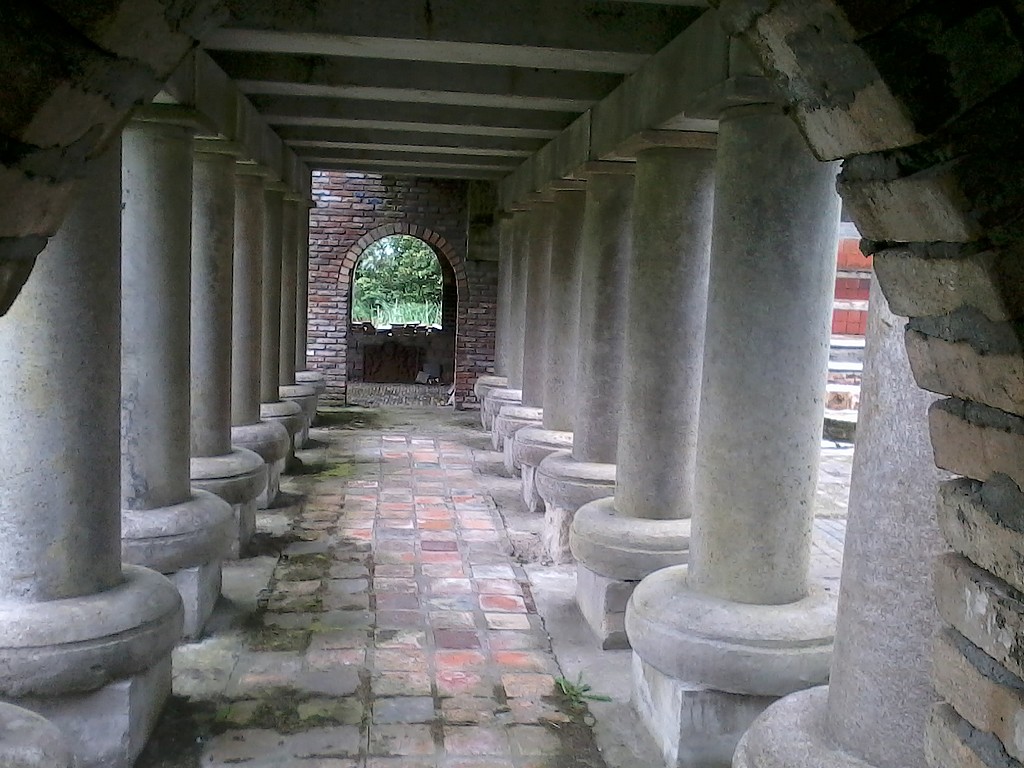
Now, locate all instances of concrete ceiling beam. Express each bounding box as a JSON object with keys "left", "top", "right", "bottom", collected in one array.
[
  {"left": 295, "top": 146, "right": 522, "bottom": 168},
  {"left": 210, "top": 51, "right": 621, "bottom": 111},
  {"left": 212, "top": 0, "right": 702, "bottom": 72},
  {"left": 252, "top": 95, "right": 573, "bottom": 136},
  {"left": 306, "top": 159, "right": 505, "bottom": 180},
  {"left": 274, "top": 125, "right": 546, "bottom": 154}
]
